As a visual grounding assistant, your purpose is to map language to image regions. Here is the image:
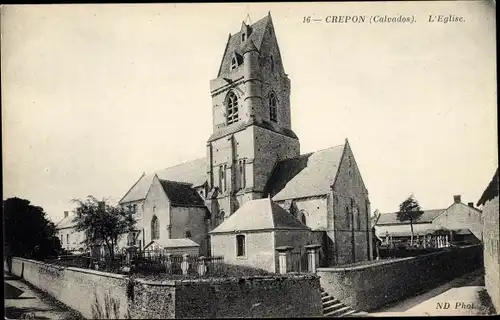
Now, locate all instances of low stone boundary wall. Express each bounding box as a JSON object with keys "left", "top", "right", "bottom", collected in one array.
[
  {"left": 10, "top": 257, "right": 323, "bottom": 319},
  {"left": 11, "top": 257, "right": 130, "bottom": 319},
  {"left": 317, "top": 244, "right": 483, "bottom": 312}
]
